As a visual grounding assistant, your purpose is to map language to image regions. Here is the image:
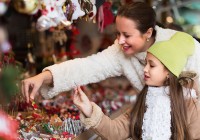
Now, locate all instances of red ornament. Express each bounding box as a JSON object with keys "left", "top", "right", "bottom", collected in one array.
[
  {"left": 32, "top": 112, "right": 42, "bottom": 119},
  {"left": 0, "top": 110, "right": 19, "bottom": 140}
]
